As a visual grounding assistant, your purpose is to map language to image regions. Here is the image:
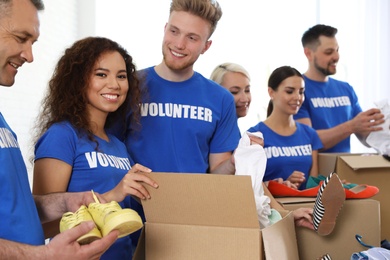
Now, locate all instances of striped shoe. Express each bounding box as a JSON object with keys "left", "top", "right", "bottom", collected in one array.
[
  {"left": 313, "top": 172, "right": 345, "bottom": 236},
  {"left": 317, "top": 253, "right": 332, "bottom": 260}
]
